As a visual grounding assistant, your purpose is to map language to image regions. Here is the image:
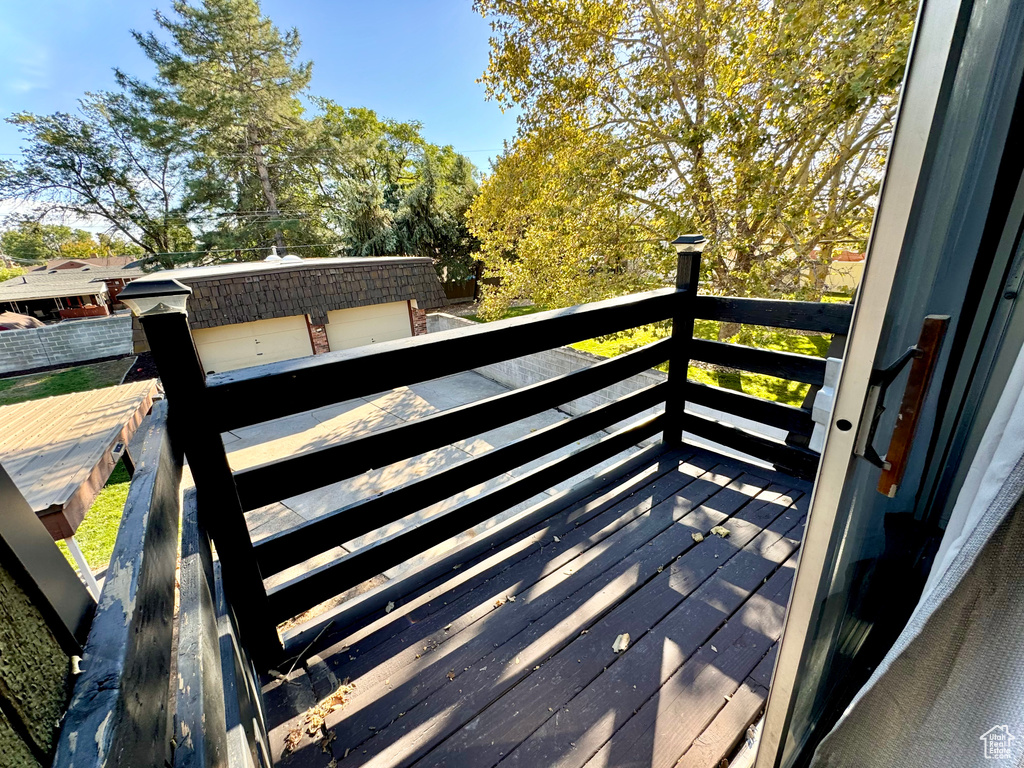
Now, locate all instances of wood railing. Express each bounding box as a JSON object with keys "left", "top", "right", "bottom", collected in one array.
[
  {"left": 53, "top": 402, "right": 183, "bottom": 768},
  {"left": 135, "top": 246, "right": 852, "bottom": 664}
]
